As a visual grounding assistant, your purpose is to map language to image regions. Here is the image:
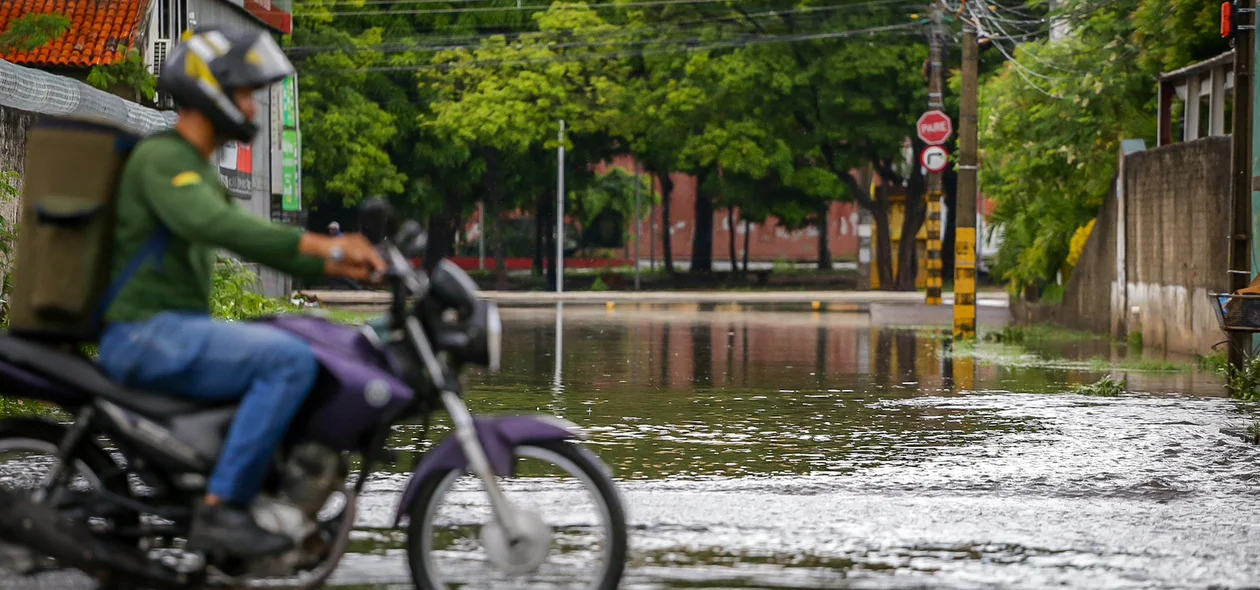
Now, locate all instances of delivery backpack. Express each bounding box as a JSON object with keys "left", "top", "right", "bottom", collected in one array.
[{"left": 7, "top": 117, "right": 169, "bottom": 344}]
